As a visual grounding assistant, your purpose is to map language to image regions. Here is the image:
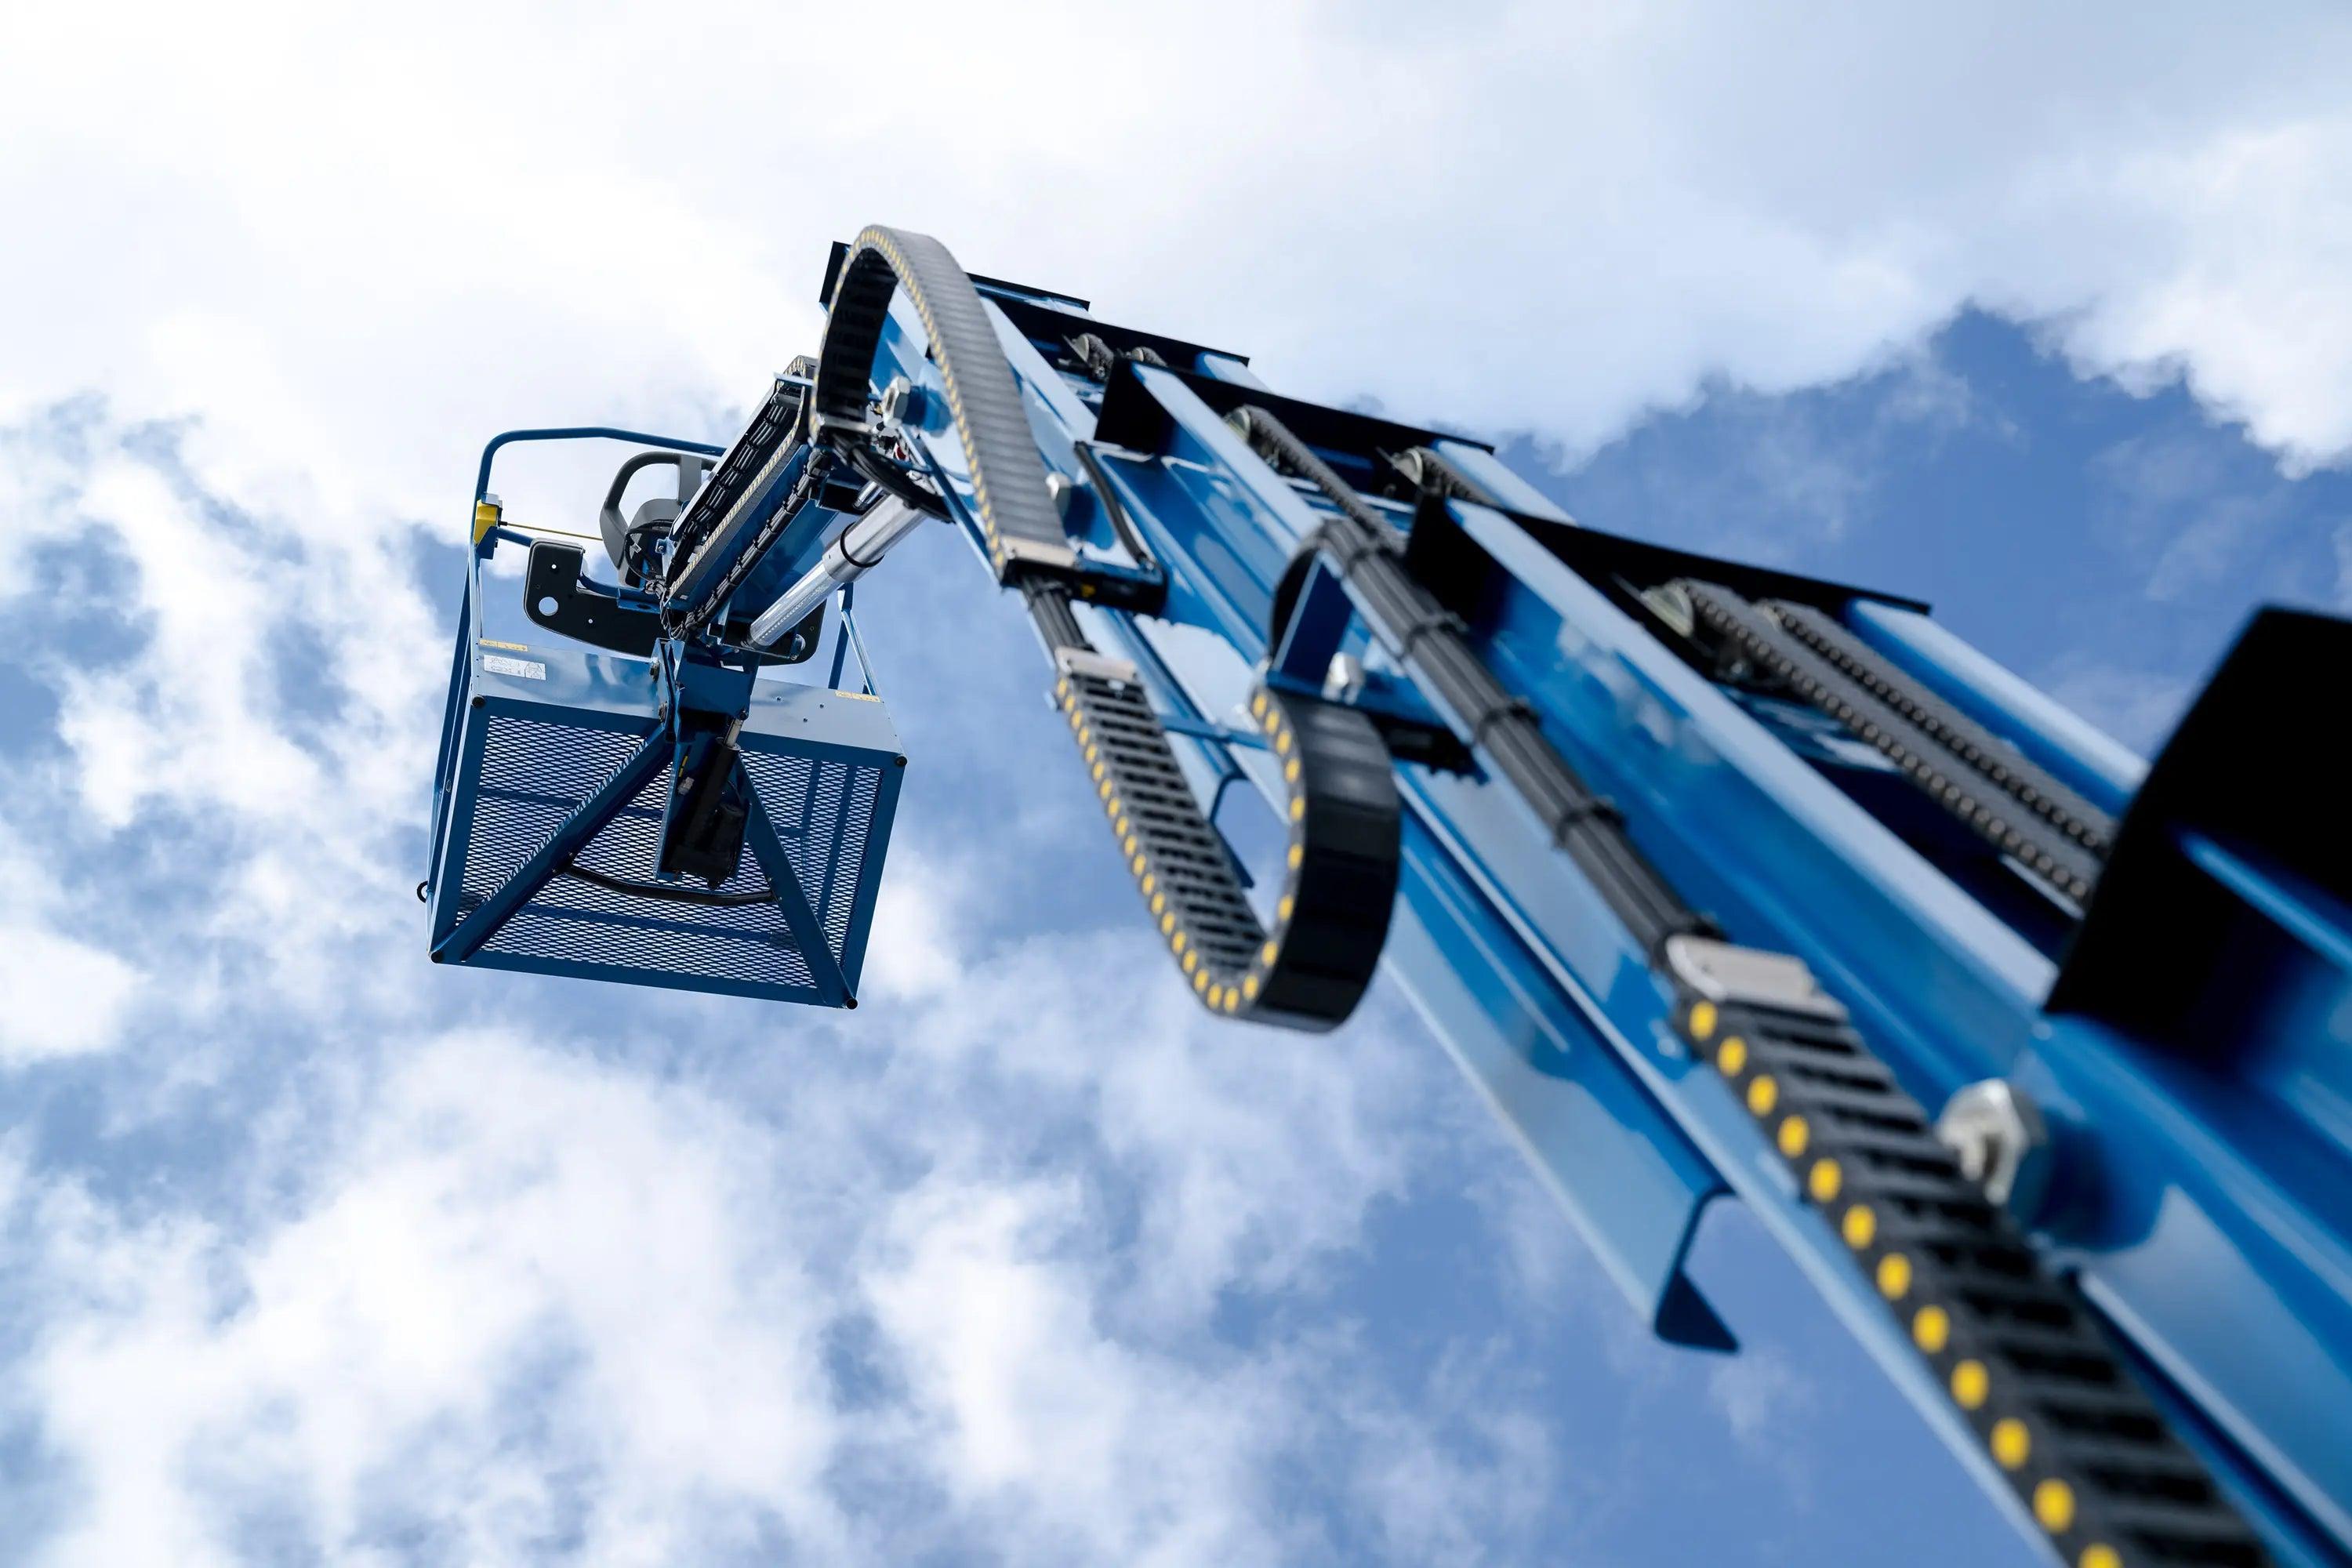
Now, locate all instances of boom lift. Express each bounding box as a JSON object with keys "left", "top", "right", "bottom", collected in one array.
[{"left": 426, "top": 227, "right": 2352, "bottom": 1567}]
